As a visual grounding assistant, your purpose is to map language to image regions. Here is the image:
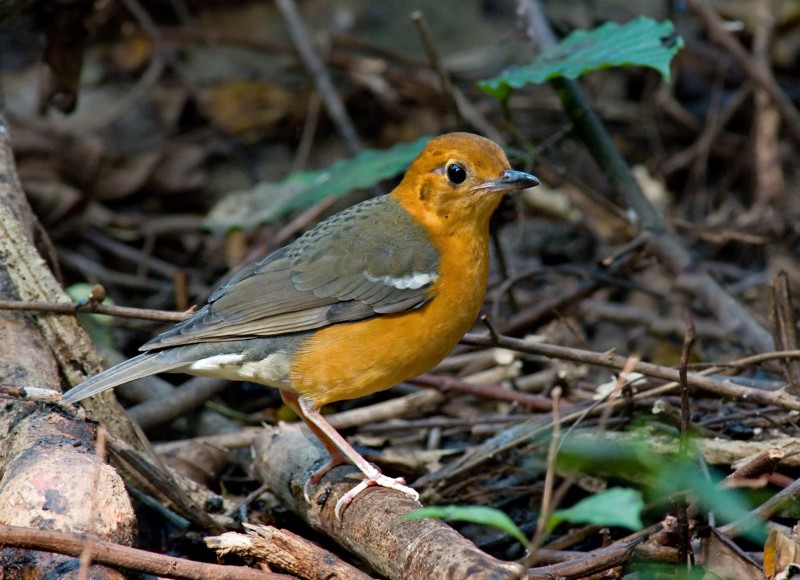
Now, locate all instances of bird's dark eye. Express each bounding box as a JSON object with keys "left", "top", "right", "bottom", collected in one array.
[{"left": 446, "top": 163, "right": 467, "bottom": 184}]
